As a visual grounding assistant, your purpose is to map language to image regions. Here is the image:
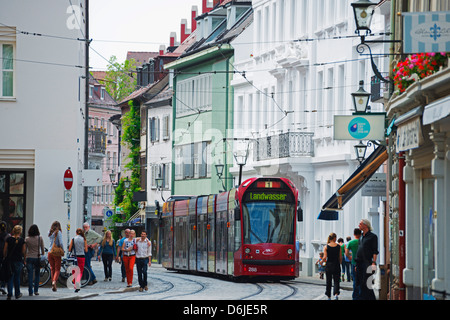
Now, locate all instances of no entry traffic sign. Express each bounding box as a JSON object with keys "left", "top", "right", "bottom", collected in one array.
[{"left": 64, "top": 168, "right": 73, "bottom": 190}]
